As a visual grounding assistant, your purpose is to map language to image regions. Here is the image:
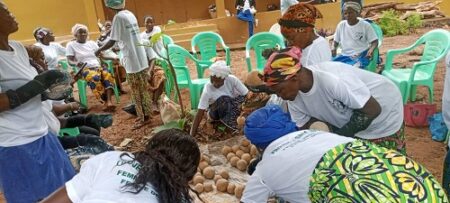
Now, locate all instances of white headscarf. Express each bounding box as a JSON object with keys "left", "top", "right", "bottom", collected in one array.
[
  {"left": 71, "top": 24, "right": 88, "bottom": 36},
  {"left": 104, "top": 0, "right": 126, "bottom": 10},
  {"left": 343, "top": 1, "right": 362, "bottom": 14},
  {"left": 210, "top": 60, "right": 230, "bottom": 79}
]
